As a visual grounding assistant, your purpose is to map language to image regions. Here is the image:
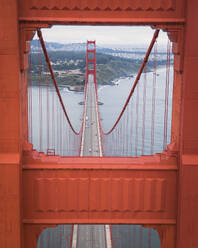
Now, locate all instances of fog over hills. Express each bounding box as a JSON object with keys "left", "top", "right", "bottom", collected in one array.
[{"left": 31, "top": 40, "right": 166, "bottom": 53}]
